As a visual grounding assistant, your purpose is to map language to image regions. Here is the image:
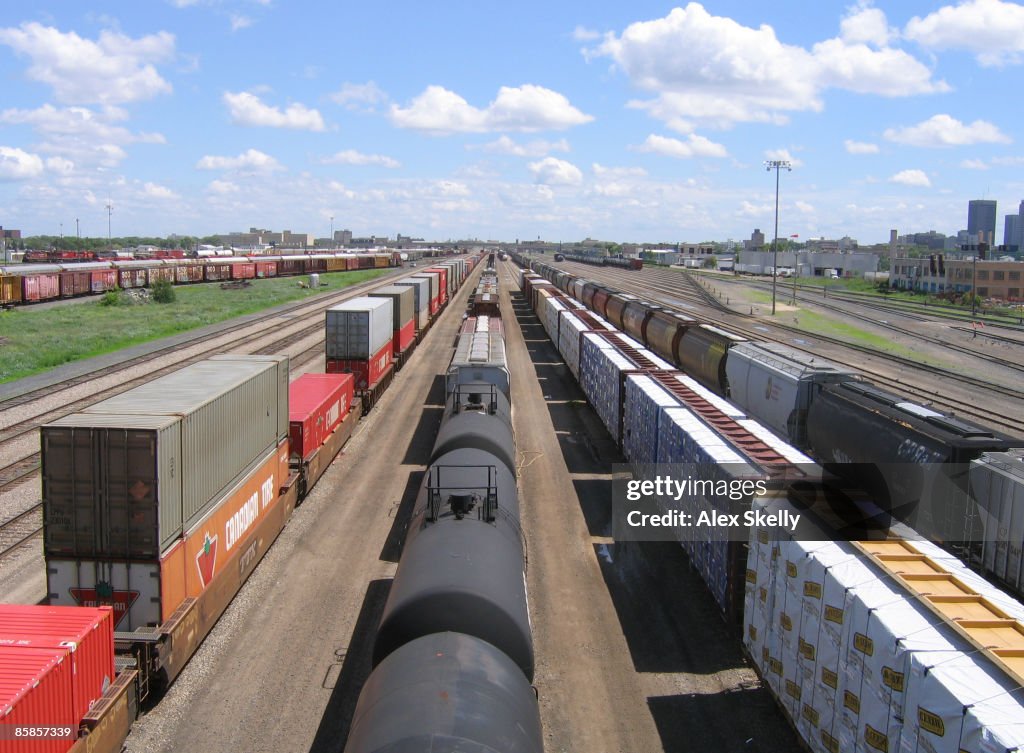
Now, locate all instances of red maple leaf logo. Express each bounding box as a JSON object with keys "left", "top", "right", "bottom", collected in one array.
[{"left": 196, "top": 533, "right": 218, "bottom": 588}]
